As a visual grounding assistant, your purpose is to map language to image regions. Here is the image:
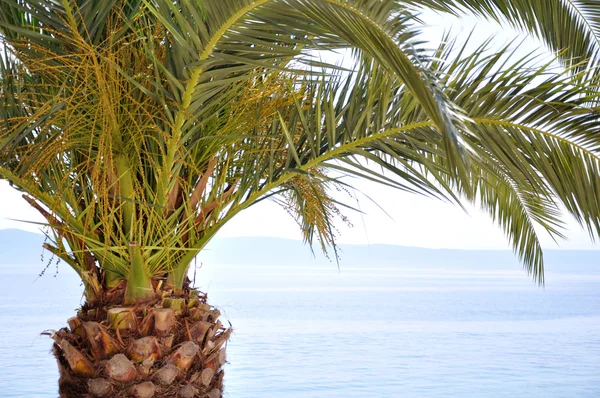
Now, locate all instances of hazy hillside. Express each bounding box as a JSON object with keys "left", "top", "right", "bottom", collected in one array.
[
  {"left": 1, "top": 229, "right": 598, "bottom": 273},
  {"left": 199, "top": 237, "right": 600, "bottom": 273},
  {"left": 0, "top": 228, "right": 45, "bottom": 264}
]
